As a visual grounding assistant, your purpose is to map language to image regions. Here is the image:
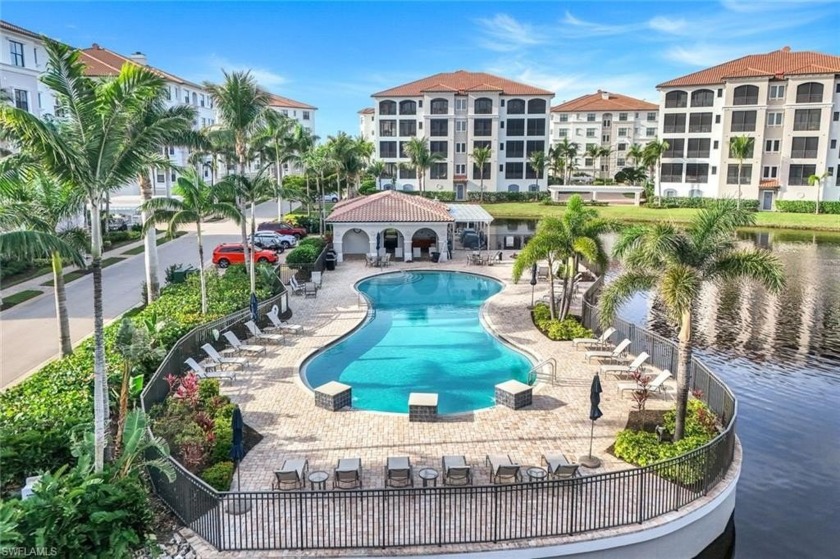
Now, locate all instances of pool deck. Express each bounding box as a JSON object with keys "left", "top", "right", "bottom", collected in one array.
[{"left": 223, "top": 251, "right": 674, "bottom": 493}]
